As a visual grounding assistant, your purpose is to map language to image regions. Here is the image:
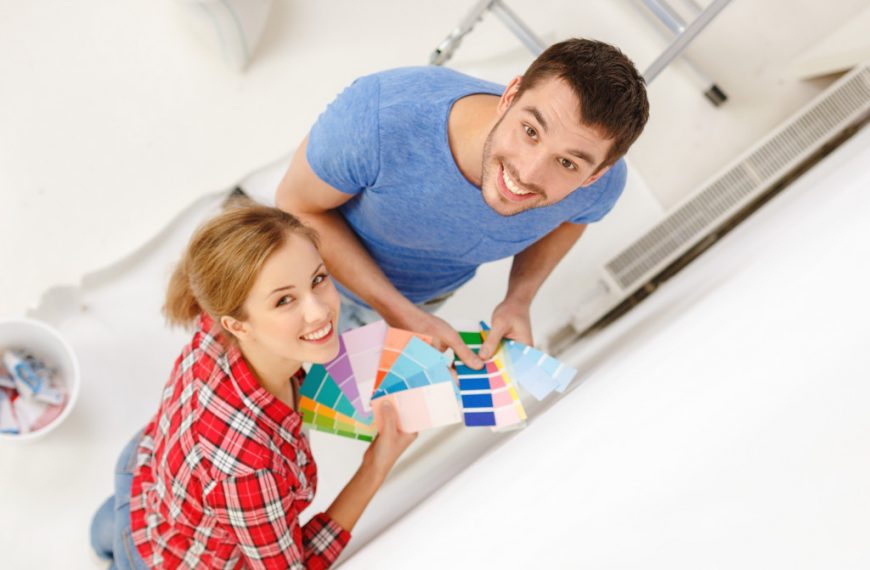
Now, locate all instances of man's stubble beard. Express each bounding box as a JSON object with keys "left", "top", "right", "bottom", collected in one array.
[{"left": 478, "top": 117, "right": 541, "bottom": 218}]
